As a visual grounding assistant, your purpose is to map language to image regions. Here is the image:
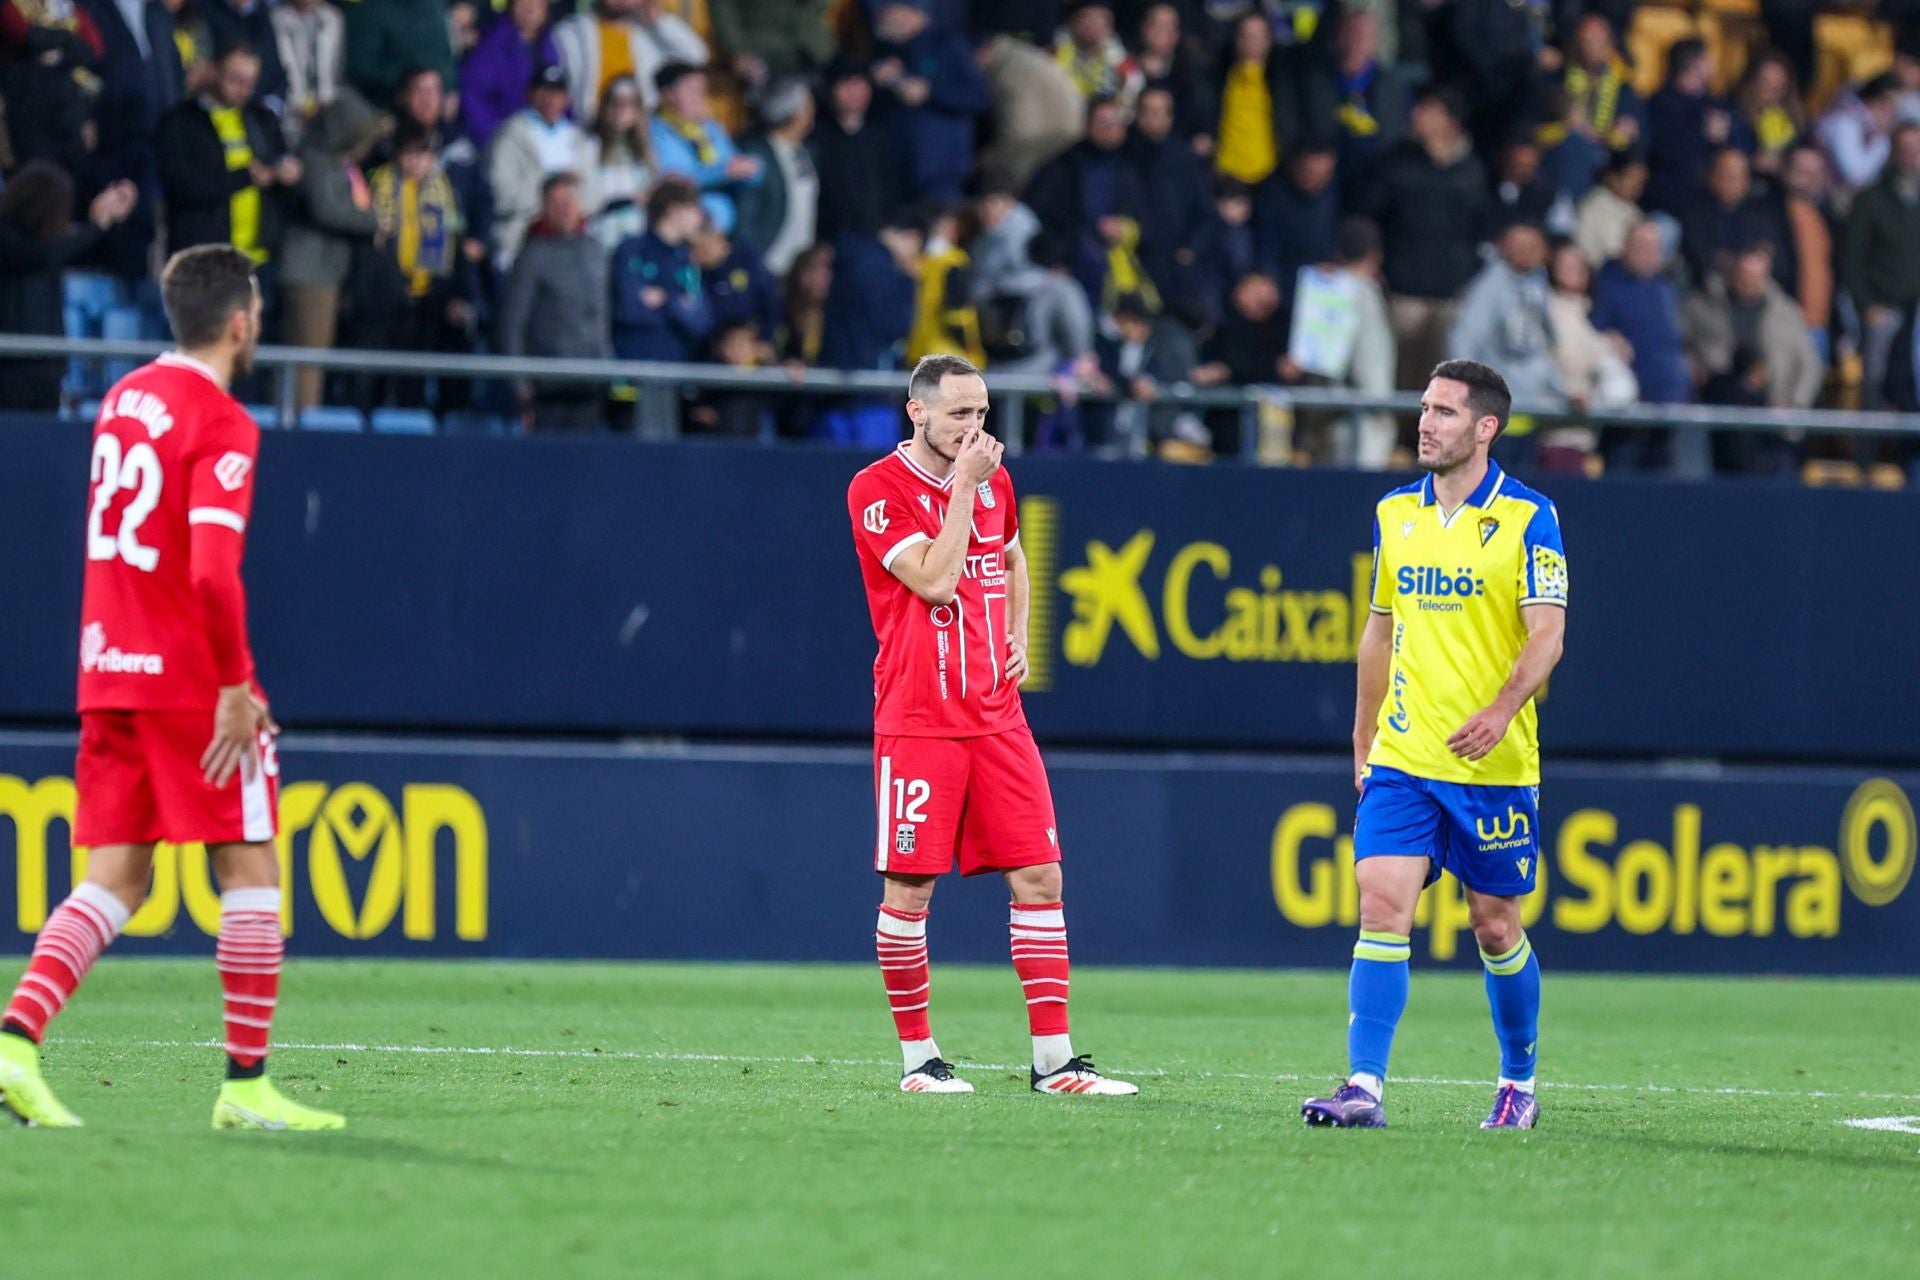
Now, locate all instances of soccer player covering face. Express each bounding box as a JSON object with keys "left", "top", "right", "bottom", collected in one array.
[
  {"left": 1302, "top": 360, "right": 1568, "bottom": 1131},
  {"left": 0, "top": 246, "right": 345, "bottom": 1131},
  {"left": 847, "top": 355, "right": 1136, "bottom": 1097}
]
